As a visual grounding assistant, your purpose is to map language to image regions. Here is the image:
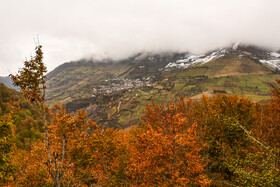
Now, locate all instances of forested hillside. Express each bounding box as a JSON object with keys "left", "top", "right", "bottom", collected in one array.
[
  {"left": 0, "top": 83, "right": 44, "bottom": 185},
  {"left": 0, "top": 83, "right": 43, "bottom": 149},
  {"left": 2, "top": 82, "right": 280, "bottom": 186}
]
